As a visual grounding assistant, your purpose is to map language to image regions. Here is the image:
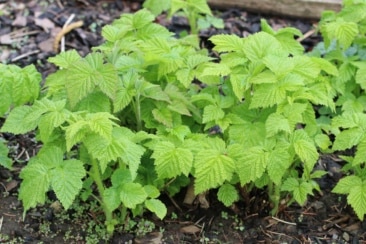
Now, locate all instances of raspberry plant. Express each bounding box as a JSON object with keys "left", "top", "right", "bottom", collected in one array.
[{"left": 1, "top": 0, "right": 366, "bottom": 237}]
